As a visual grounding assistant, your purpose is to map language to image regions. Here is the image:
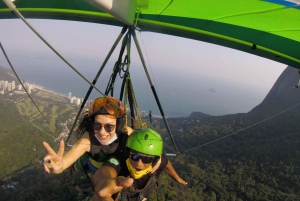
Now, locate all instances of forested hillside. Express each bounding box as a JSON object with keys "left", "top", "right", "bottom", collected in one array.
[
  {"left": 0, "top": 65, "right": 16, "bottom": 80},
  {"left": 1, "top": 66, "right": 300, "bottom": 200}
]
